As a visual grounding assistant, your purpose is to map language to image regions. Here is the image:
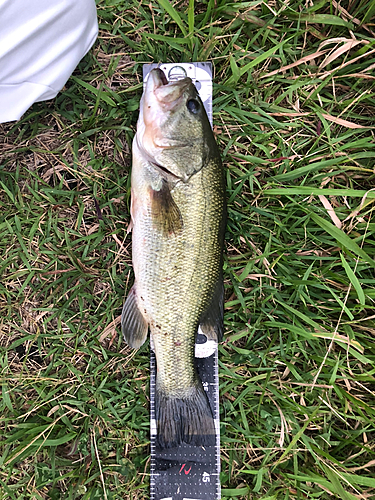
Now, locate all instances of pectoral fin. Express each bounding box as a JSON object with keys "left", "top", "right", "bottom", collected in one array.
[
  {"left": 150, "top": 179, "right": 182, "bottom": 236},
  {"left": 121, "top": 285, "right": 148, "bottom": 348},
  {"left": 199, "top": 274, "right": 224, "bottom": 342}
]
